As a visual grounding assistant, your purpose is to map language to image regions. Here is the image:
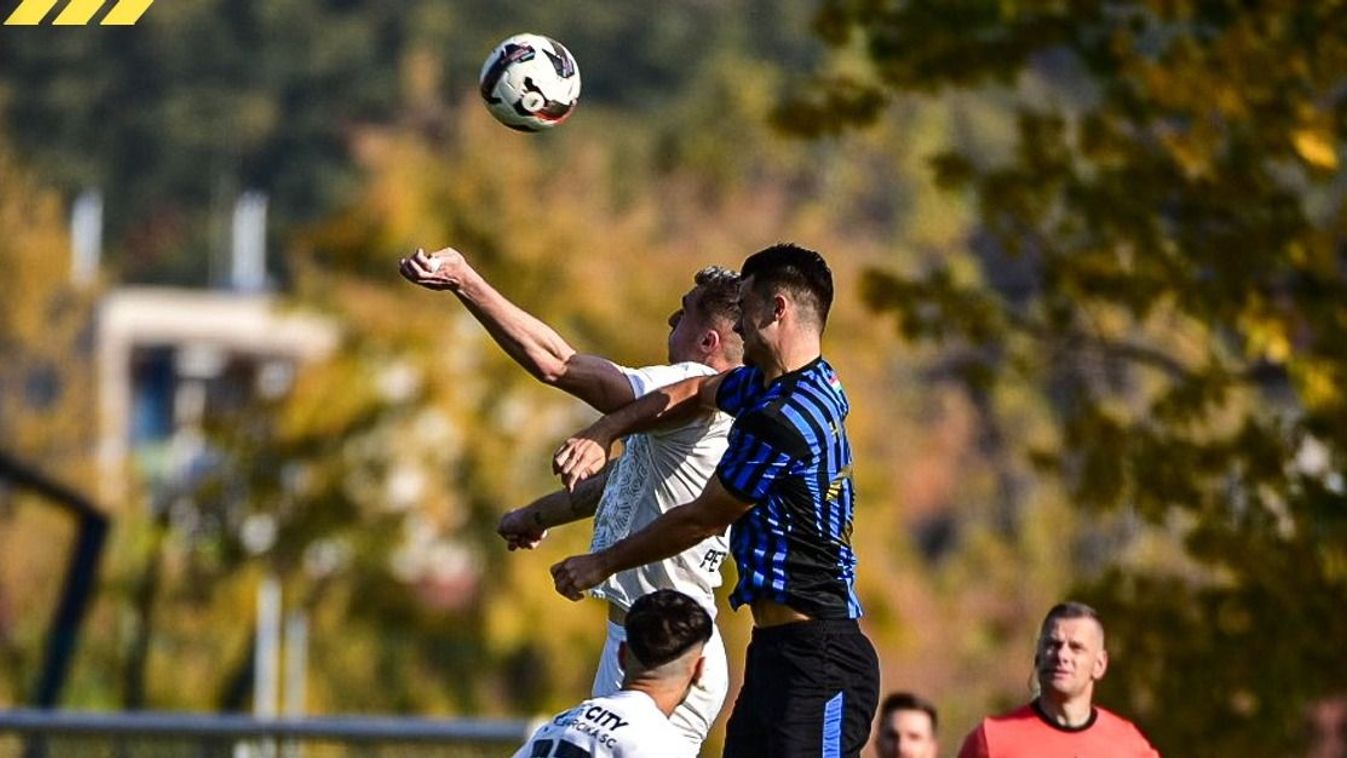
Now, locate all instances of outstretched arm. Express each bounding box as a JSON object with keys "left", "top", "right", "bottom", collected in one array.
[
  {"left": 550, "top": 476, "right": 751, "bottom": 600},
  {"left": 552, "top": 371, "right": 726, "bottom": 490},
  {"left": 399, "top": 247, "right": 636, "bottom": 413},
  {"left": 497, "top": 469, "right": 609, "bottom": 550}
]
